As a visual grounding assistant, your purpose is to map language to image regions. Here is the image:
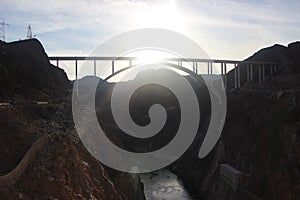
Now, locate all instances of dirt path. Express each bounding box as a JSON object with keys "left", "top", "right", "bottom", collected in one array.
[{"left": 0, "top": 136, "right": 48, "bottom": 187}]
